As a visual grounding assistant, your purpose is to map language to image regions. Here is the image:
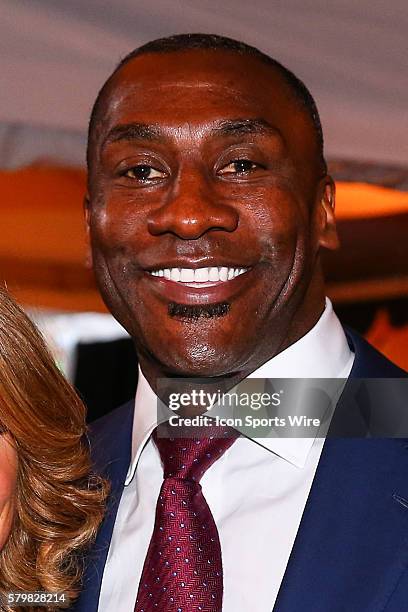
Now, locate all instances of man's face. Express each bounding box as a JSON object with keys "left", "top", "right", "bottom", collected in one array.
[{"left": 87, "top": 49, "right": 337, "bottom": 377}]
